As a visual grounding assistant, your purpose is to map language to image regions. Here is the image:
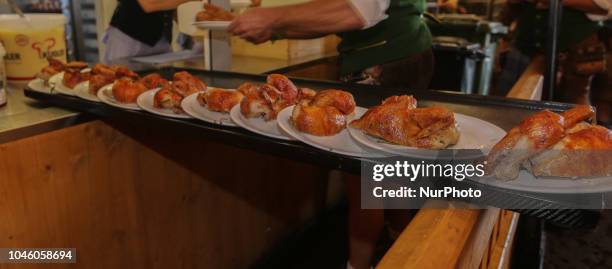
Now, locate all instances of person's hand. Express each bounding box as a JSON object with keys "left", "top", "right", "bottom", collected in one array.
[{"left": 227, "top": 7, "right": 279, "bottom": 44}]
